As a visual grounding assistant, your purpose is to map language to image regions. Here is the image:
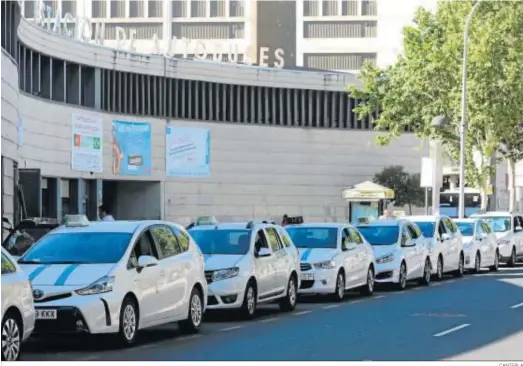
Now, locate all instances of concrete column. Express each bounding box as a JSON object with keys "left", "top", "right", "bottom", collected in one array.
[
  {"left": 87, "top": 179, "right": 103, "bottom": 221},
  {"left": 69, "top": 179, "right": 86, "bottom": 214},
  {"left": 47, "top": 178, "right": 62, "bottom": 219},
  {"left": 94, "top": 68, "right": 101, "bottom": 109}
]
